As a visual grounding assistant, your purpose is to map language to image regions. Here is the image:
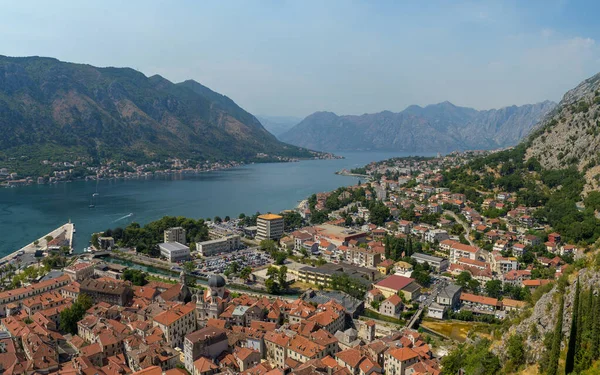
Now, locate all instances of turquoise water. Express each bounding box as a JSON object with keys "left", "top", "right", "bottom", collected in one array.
[{"left": 0, "top": 151, "right": 432, "bottom": 255}]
